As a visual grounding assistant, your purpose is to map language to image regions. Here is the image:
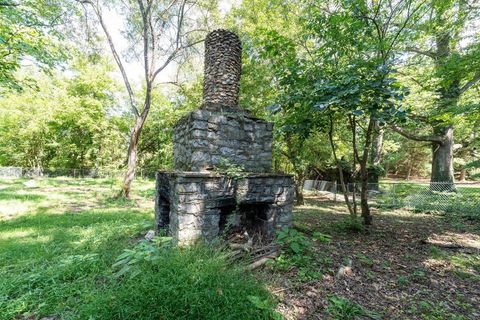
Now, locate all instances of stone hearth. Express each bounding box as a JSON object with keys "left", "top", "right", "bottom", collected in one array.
[{"left": 155, "top": 29, "right": 294, "bottom": 245}]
